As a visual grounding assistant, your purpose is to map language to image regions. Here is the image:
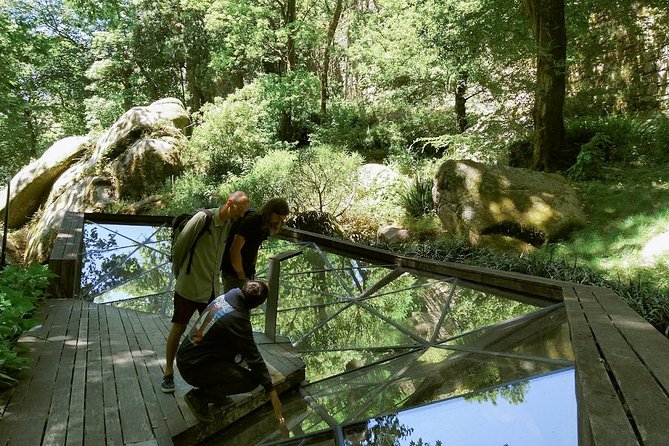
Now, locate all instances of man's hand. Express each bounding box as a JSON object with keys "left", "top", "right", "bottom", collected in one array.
[{"left": 268, "top": 388, "right": 288, "bottom": 435}]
